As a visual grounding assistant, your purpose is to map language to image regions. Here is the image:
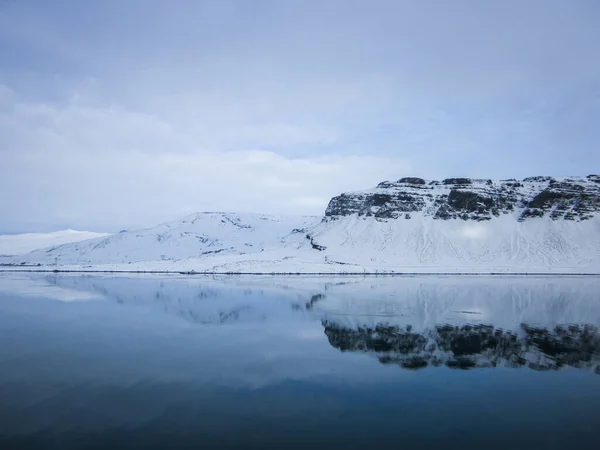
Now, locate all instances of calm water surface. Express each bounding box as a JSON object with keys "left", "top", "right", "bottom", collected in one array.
[{"left": 0, "top": 274, "right": 599, "bottom": 449}]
